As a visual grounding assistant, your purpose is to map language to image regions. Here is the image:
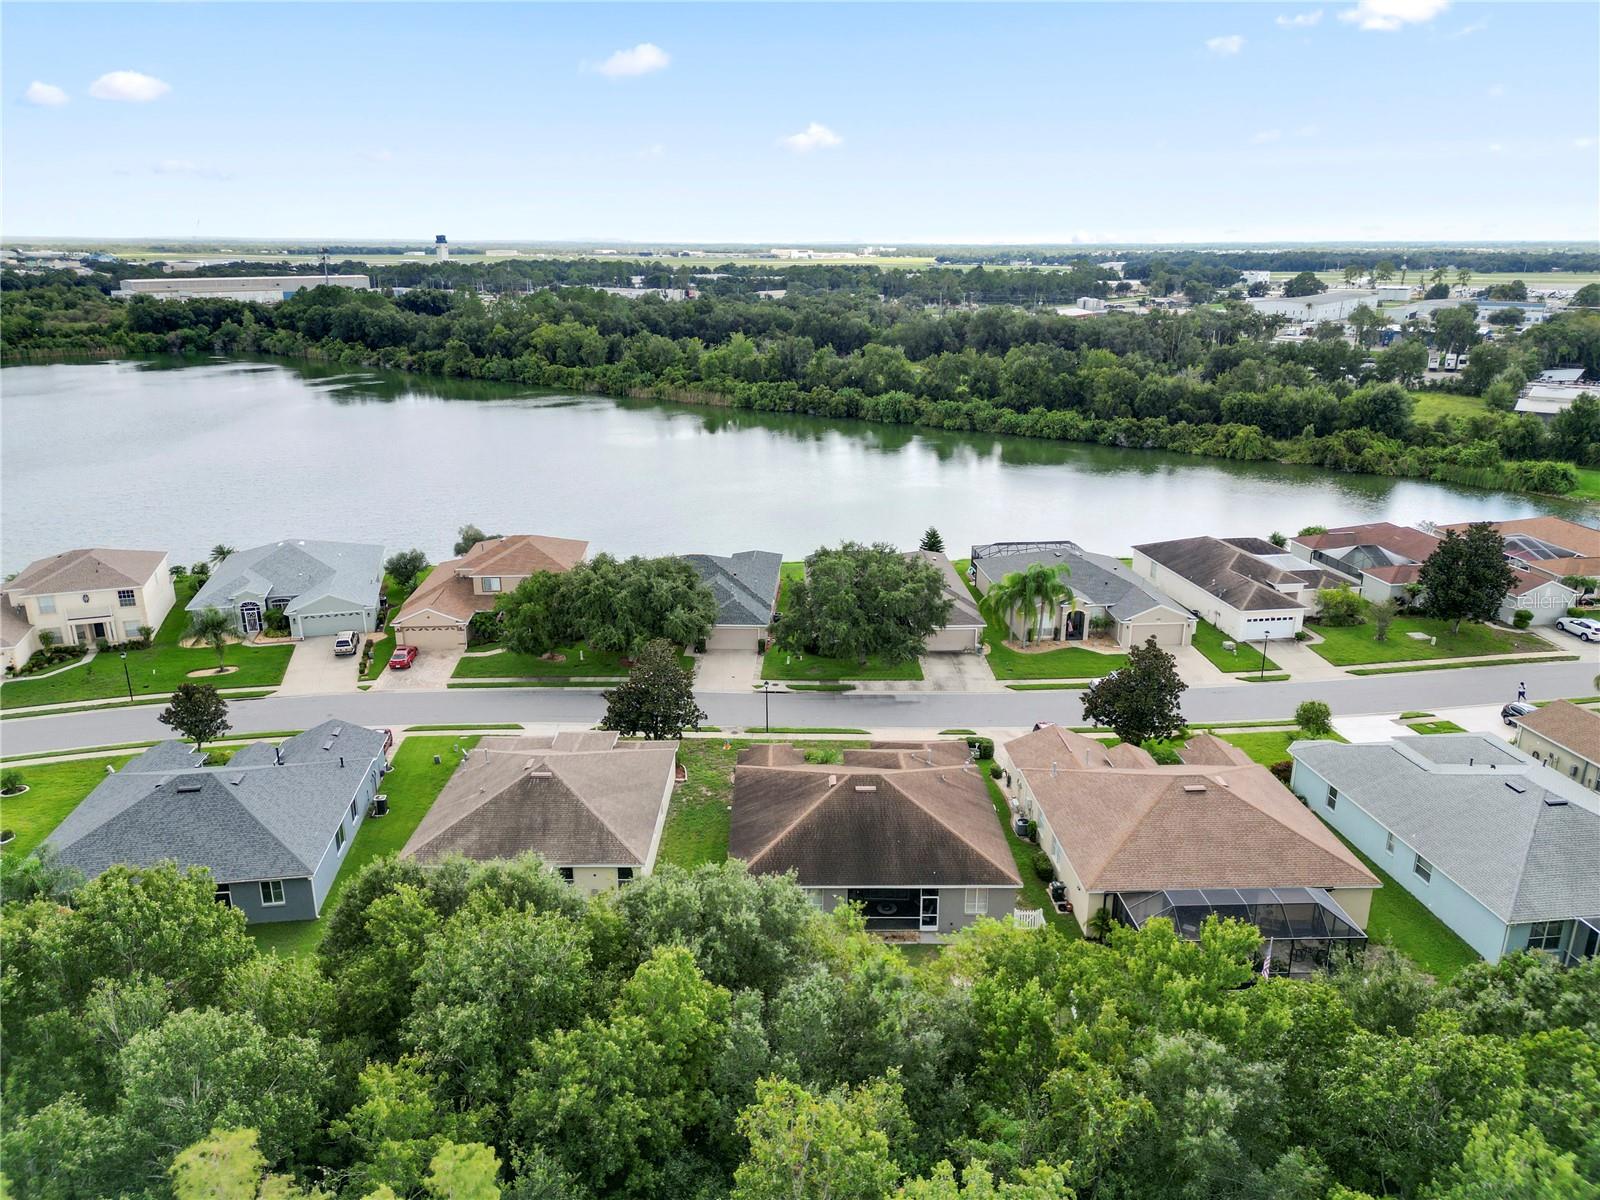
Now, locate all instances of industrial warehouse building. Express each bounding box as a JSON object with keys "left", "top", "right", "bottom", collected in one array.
[{"left": 115, "top": 275, "right": 370, "bottom": 302}]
